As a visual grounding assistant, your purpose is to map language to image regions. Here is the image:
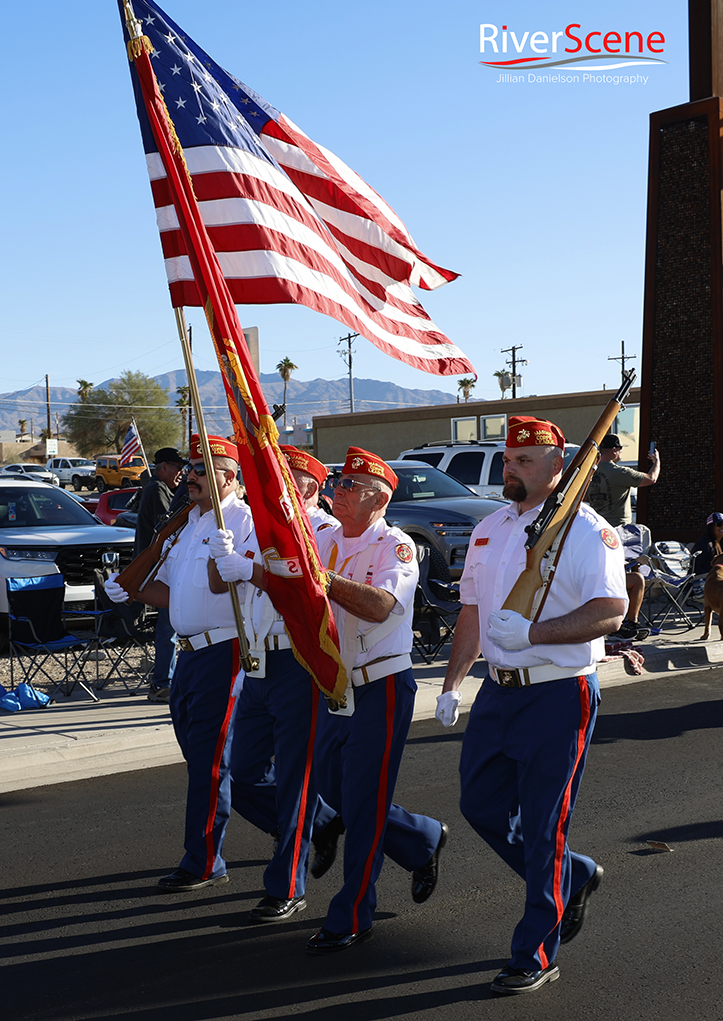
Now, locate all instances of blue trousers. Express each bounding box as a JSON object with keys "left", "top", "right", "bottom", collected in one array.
[
  {"left": 170, "top": 640, "right": 241, "bottom": 880},
  {"left": 314, "top": 668, "right": 442, "bottom": 933},
  {"left": 230, "top": 649, "right": 321, "bottom": 900},
  {"left": 460, "top": 674, "right": 600, "bottom": 971}
]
